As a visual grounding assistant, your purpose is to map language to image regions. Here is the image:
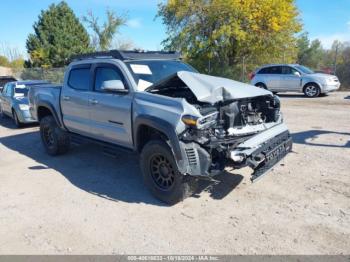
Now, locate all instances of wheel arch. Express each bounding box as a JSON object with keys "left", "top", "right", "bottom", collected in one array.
[
  {"left": 36, "top": 101, "right": 63, "bottom": 128},
  {"left": 302, "top": 81, "right": 321, "bottom": 92},
  {"left": 134, "top": 115, "right": 186, "bottom": 173}
]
